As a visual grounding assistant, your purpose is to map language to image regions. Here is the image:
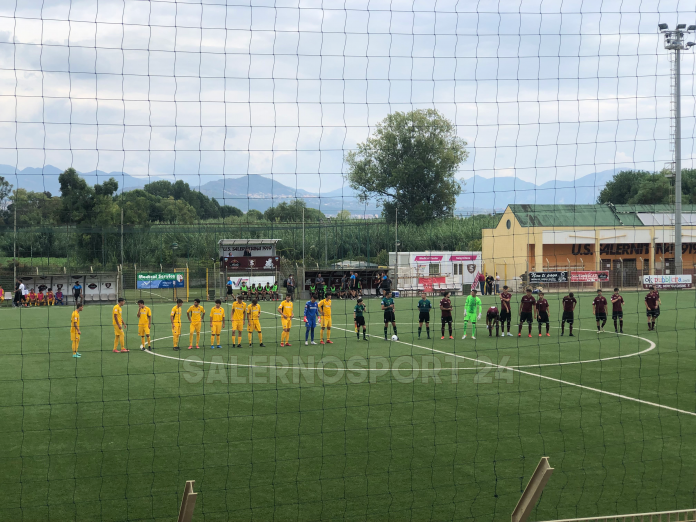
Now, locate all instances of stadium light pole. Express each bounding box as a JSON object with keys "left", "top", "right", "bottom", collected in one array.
[{"left": 660, "top": 22, "right": 696, "bottom": 275}]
